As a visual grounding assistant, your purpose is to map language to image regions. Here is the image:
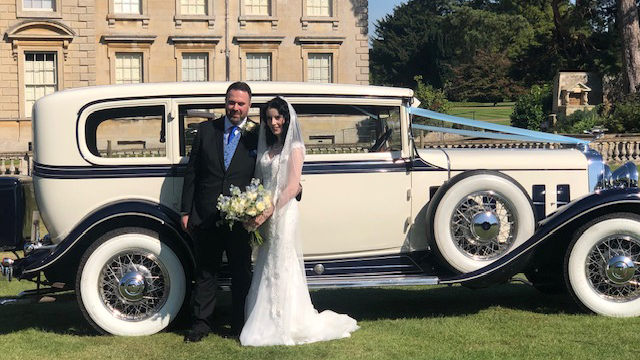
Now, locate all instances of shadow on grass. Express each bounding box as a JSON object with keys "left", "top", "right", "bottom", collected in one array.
[
  {"left": 0, "top": 293, "right": 95, "bottom": 336},
  {"left": 309, "top": 283, "right": 582, "bottom": 321},
  {"left": 0, "top": 283, "right": 581, "bottom": 337}
]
